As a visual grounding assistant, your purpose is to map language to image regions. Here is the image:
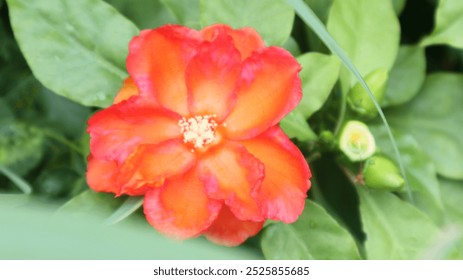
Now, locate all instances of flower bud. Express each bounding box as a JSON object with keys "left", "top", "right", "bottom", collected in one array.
[
  {"left": 347, "top": 68, "right": 388, "bottom": 119},
  {"left": 363, "top": 155, "right": 404, "bottom": 190},
  {"left": 339, "top": 120, "right": 376, "bottom": 162},
  {"left": 319, "top": 130, "right": 336, "bottom": 150}
]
